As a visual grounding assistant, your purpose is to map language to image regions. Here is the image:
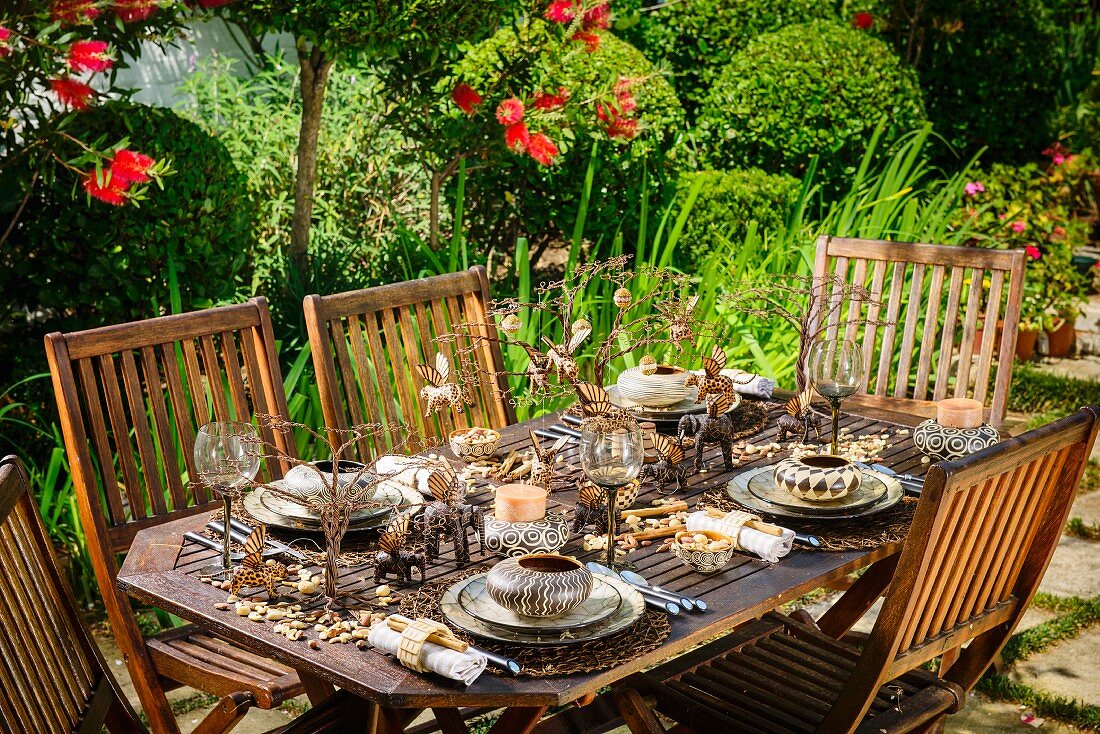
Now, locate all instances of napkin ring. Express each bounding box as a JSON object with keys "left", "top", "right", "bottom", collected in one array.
[
  {"left": 716, "top": 510, "right": 759, "bottom": 550},
  {"left": 397, "top": 618, "right": 457, "bottom": 673}
]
